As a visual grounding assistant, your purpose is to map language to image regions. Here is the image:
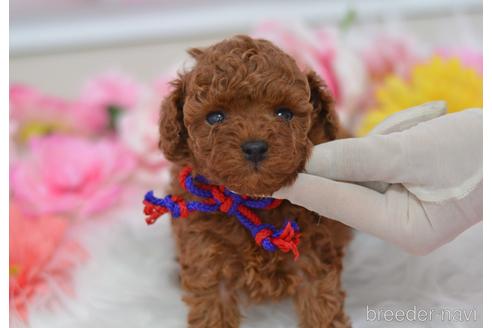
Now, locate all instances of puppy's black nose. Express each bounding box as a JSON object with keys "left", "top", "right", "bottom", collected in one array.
[{"left": 241, "top": 140, "right": 268, "bottom": 163}]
